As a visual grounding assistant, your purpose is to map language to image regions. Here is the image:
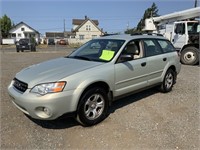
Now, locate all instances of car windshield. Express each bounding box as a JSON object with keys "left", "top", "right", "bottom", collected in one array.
[{"left": 68, "top": 39, "right": 125, "bottom": 62}]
